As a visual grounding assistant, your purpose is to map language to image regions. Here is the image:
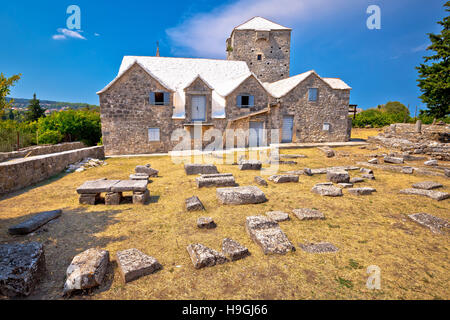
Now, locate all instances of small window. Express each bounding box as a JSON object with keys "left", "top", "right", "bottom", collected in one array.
[
  {"left": 257, "top": 54, "right": 262, "bottom": 61},
  {"left": 148, "top": 128, "right": 160, "bottom": 141},
  {"left": 308, "top": 88, "right": 318, "bottom": 102},
  {"left": 323, "top": 123, "right": 330, "bottom": 131},
  {"left": 237, "top": 95, "right": 254, "bottom": 108},
  {"left": 150, "top": 92, "right": 169, "bottom": 105}
]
